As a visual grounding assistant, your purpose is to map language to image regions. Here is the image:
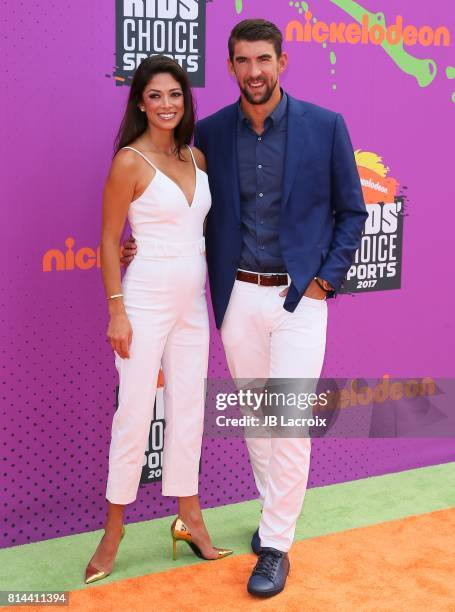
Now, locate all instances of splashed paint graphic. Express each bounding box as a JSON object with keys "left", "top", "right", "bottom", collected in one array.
[
  {"left": 330, "top": 50, "right": 337, "bottom": 89},
  {"left": 291, "top": 3, "right": 337, "bottom": 91},
  {"left": 329, "top": 0, "right": 437, "bottom": 87},
  {"left": 355, "top": 150, "right": 390, "bottom": 177},
  {"left": 289, "top": 1, "right": 308, "bottom": 13},
  {"left": 447, "top": 67, "right": 455, "bottom": 101},
  {"left": 235, "top": 0, "right": 243, "bottom": 13},
  {"left": 355, "top": 150, "right": 399, "bottom": 204}
]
